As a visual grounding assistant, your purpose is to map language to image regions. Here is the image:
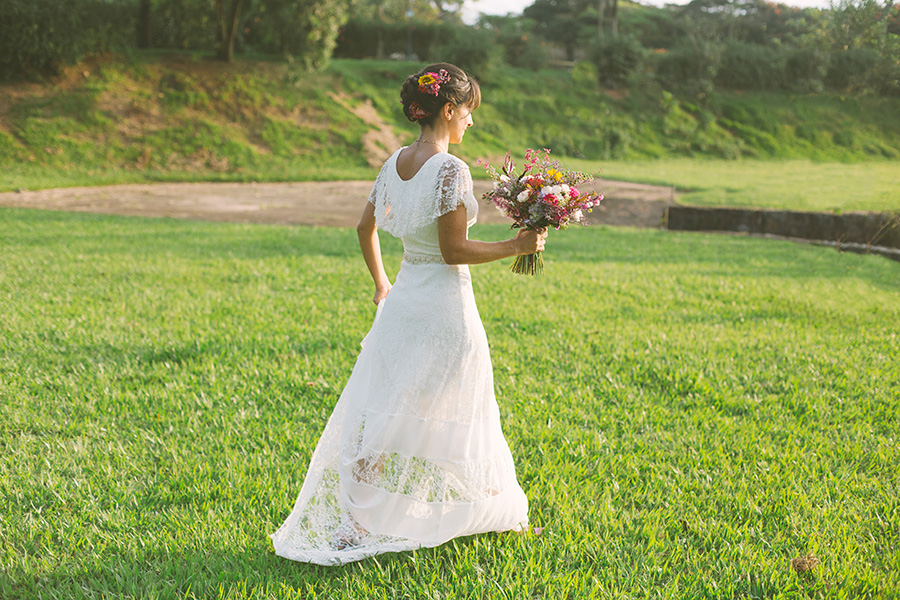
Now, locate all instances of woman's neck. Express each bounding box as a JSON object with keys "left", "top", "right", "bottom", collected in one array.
[{"left": 416, "top": 125, "right": 449, "bottom": 153}]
